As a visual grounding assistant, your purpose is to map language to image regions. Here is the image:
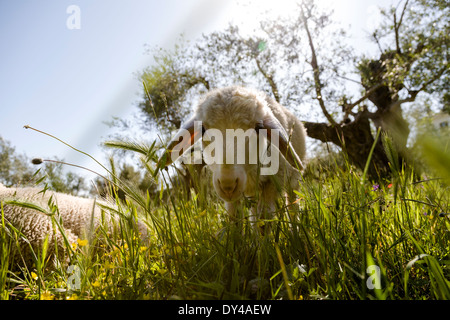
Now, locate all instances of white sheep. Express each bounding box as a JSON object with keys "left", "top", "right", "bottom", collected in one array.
[
  {"left": 0, "top": 183, "right": 147, "bottom": 266},
  {"left": 159, "top": 86, "right": 306, "bottom": 228}
]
